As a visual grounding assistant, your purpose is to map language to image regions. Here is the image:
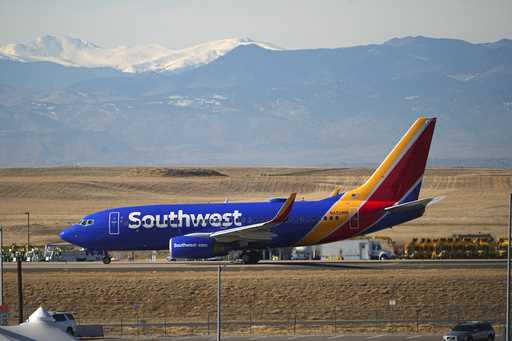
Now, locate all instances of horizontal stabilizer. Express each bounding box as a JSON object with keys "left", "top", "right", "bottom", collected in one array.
[{"left": 384, "top": 196, "right": 444, "bottom": 214}]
